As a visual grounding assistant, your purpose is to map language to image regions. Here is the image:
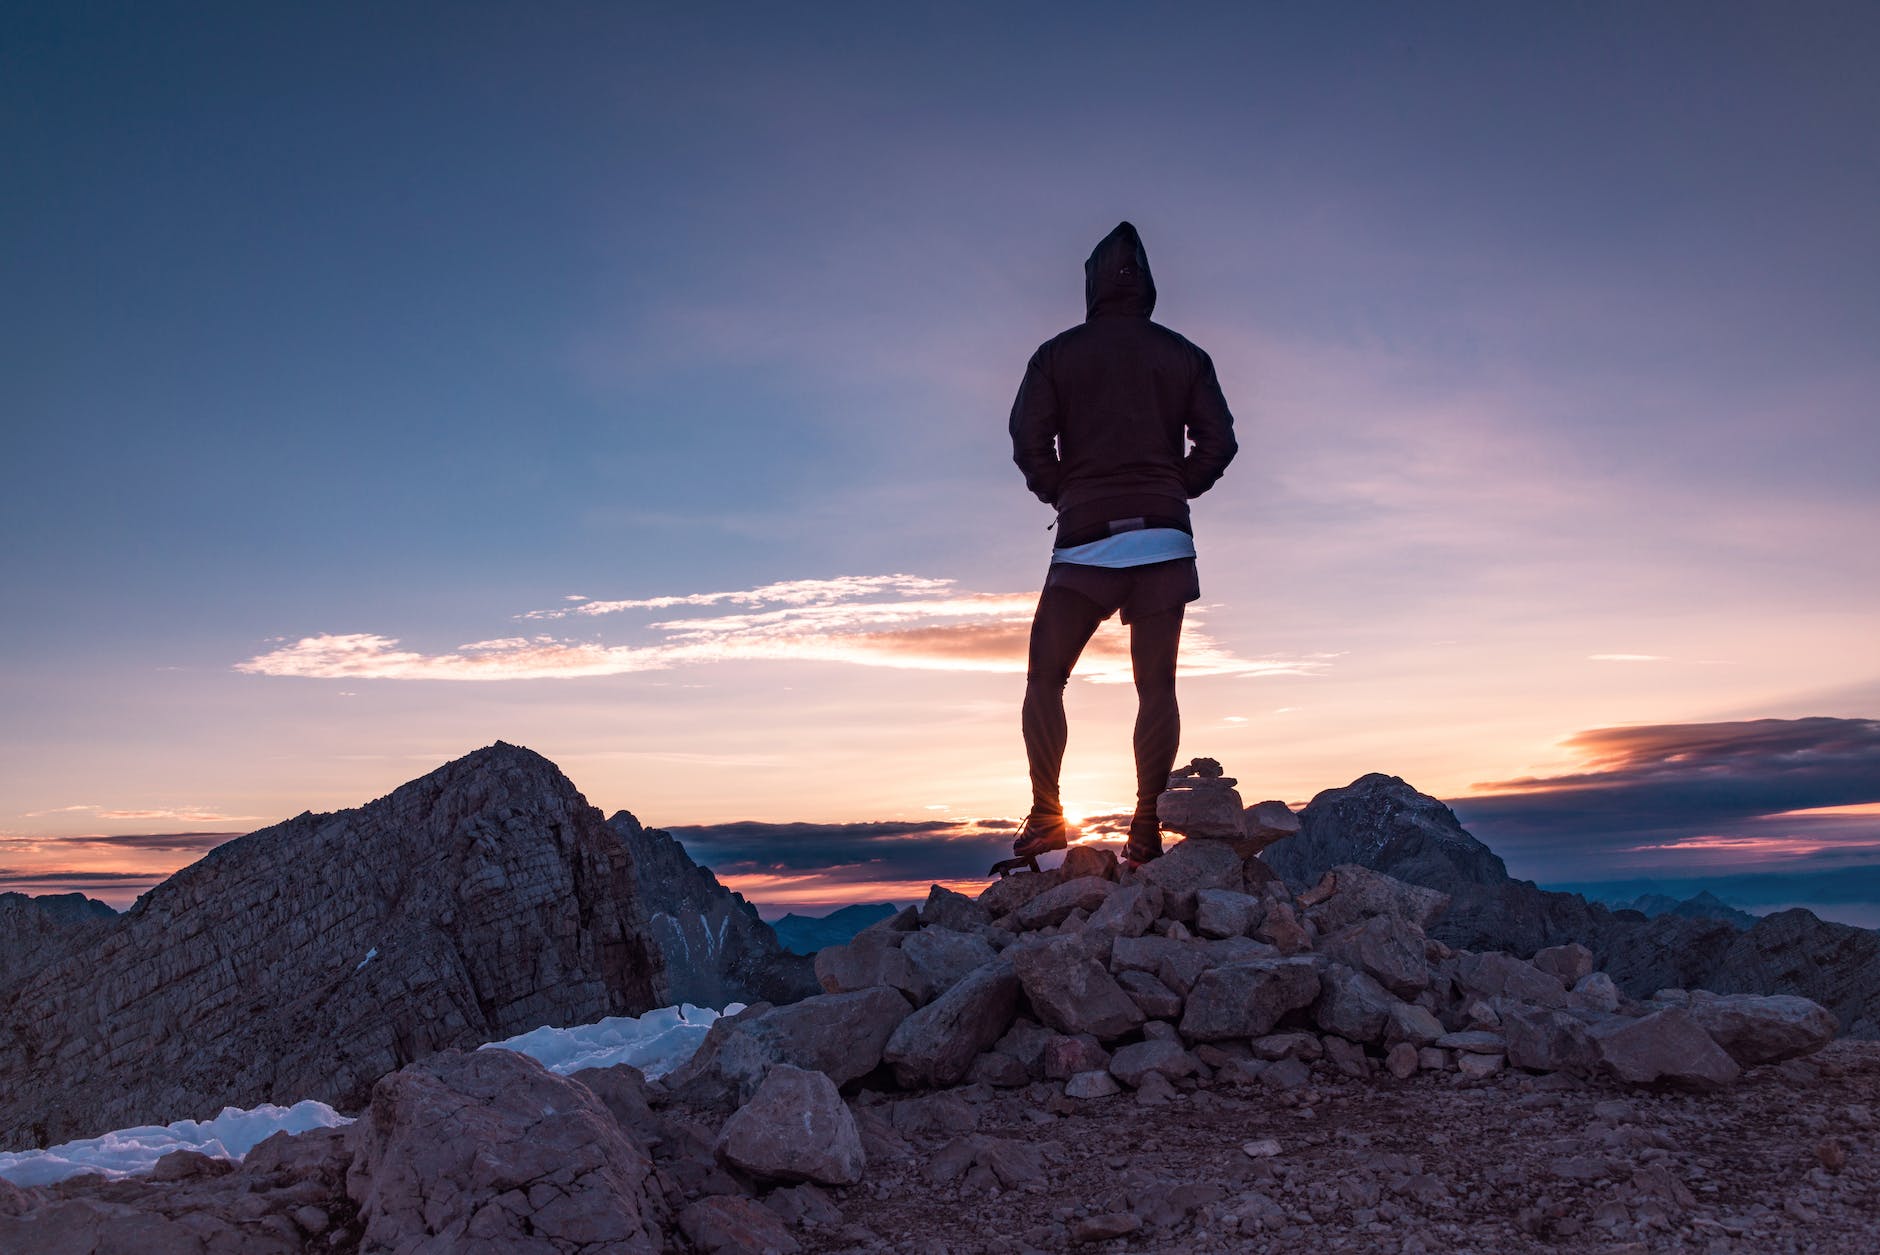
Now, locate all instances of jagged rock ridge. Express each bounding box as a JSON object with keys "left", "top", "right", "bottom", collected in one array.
[
  {"left": 0, "top": 892, "right": 116, "bottom": 988},
  {"left": 0, "top": 742, "right": 667, "bottom": 1148},
  {"left": 606, "top": 809, "right": 816, "bottom": 1007},
  {"left": 1277, "top": 773, "right": 1880, "bottom": 1037}
]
